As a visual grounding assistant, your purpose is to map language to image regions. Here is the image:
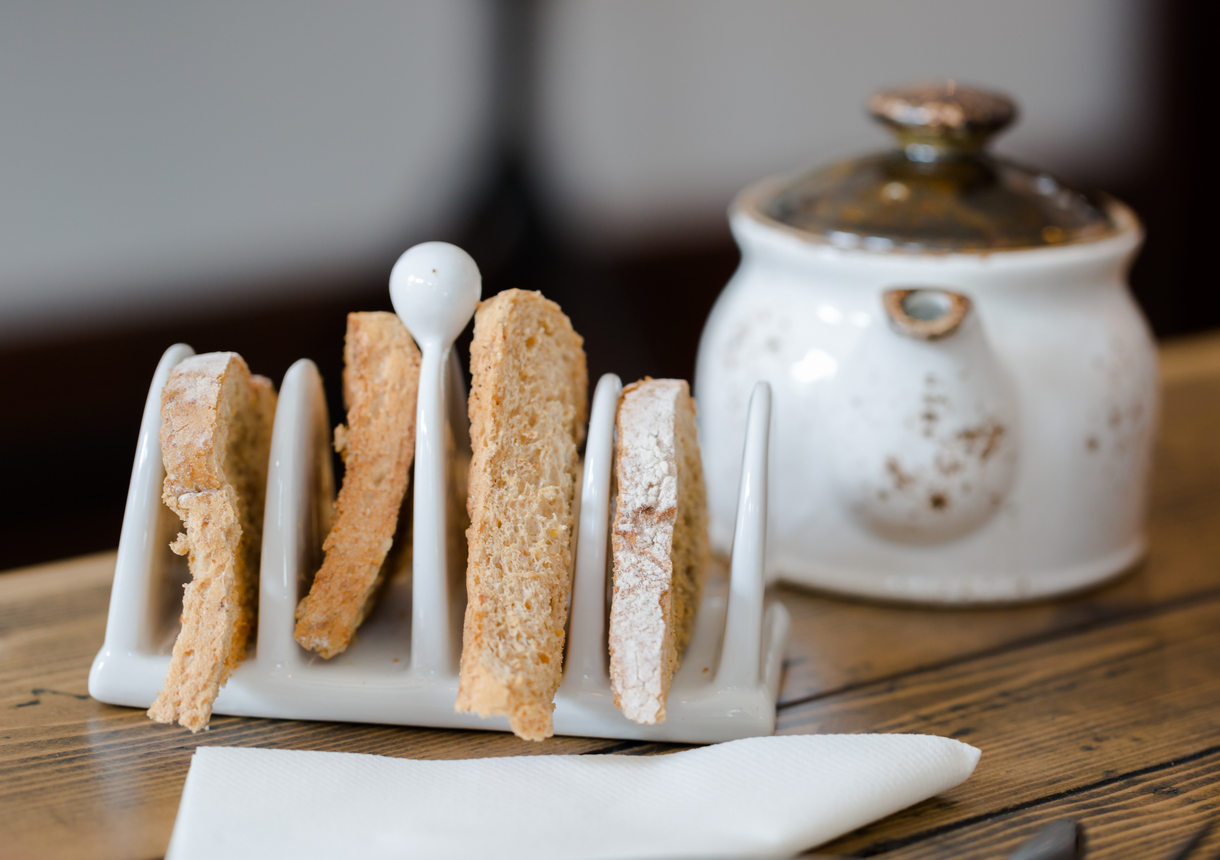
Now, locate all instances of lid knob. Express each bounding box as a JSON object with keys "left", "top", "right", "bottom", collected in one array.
[{"left": 868, "top": 82, "right": 1016, "bottom": 157}]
